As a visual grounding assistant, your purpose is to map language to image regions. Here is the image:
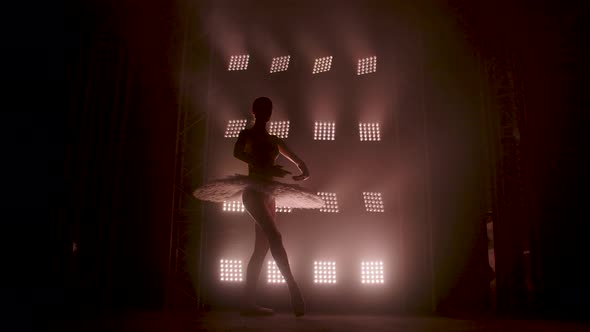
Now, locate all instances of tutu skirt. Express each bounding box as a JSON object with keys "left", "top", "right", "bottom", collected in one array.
[{"left": 193, "top": 174, "right": 325, "bottom": 209}]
